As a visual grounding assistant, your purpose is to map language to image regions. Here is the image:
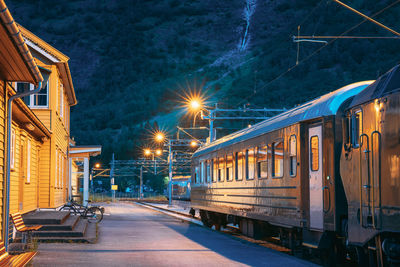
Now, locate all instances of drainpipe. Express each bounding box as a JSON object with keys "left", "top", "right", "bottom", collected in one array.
[{"left": 4, "top": 81, "right": 42, "bottom": 251}]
